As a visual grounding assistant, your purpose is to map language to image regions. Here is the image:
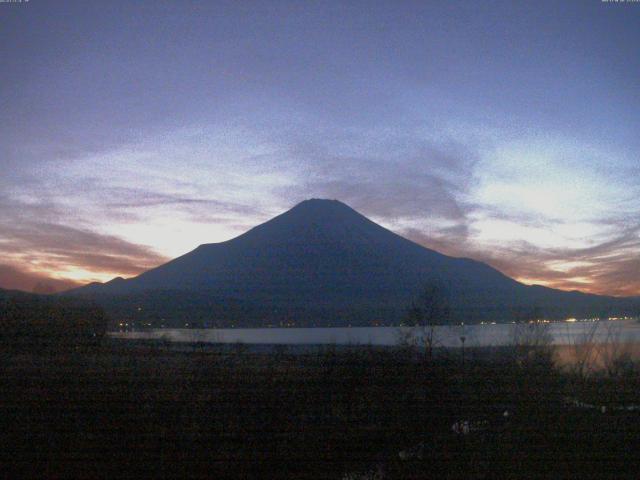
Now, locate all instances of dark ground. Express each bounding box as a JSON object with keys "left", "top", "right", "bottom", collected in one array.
[{"left": 0, "top": 340, "right": 638, "bottom": 479}]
